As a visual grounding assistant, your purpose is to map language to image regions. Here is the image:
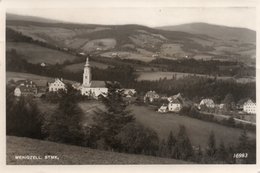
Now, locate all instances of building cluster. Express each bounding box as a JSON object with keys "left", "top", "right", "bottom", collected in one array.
[
  {"left": 13, "top": 58, "right": 136, "bottom": 100},
  {"left": 143, "top": 90, "right": 256, "bottom": 115}
]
